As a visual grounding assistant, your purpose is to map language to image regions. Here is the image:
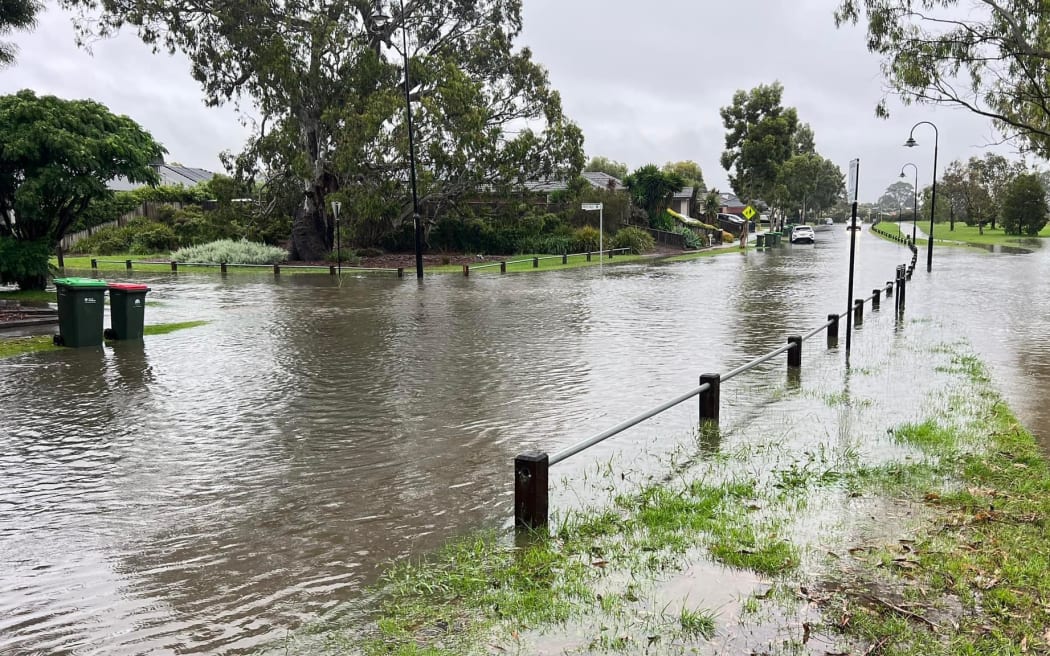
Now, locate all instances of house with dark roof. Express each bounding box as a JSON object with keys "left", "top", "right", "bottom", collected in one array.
[
  {"left": 671, "top": 187, "right": 696, "bottom": 216},
  {"left": 522, "top": 171, "right": 625, "bottom": 195},
  {"left": 107, "top": 156, "right": 217, "bottom": 192}
]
